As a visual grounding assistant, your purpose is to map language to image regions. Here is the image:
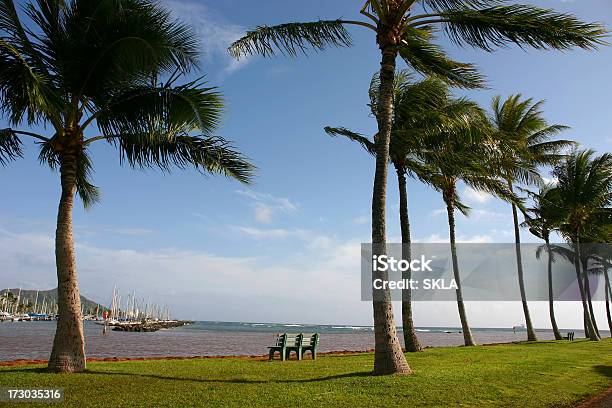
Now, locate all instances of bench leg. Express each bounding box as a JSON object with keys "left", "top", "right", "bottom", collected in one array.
[
  {"left": 312, "top": 349, "right": 317, "bottom": 360},
  {"left": 269, "top": 349, "right": 275, "bottom": 361},
  {"left": 281, "top": 348, "right": 286, "bottom": 362},
  {"left": 297, "top": 348, "right": 302, "bottom": 361}
]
